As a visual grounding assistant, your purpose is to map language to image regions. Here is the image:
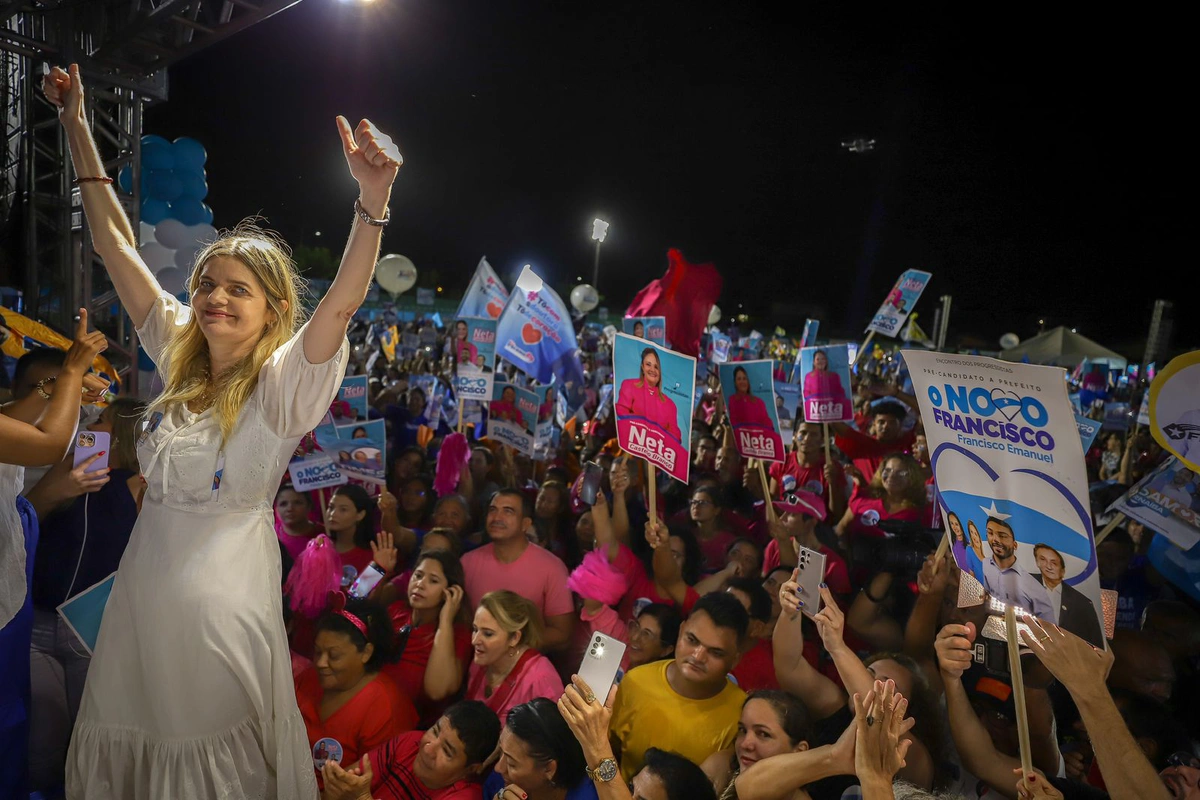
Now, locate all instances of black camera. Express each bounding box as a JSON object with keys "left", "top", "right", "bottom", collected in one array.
[{"left": 848, "top": 519, "right": 941, "bottom": 579}]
